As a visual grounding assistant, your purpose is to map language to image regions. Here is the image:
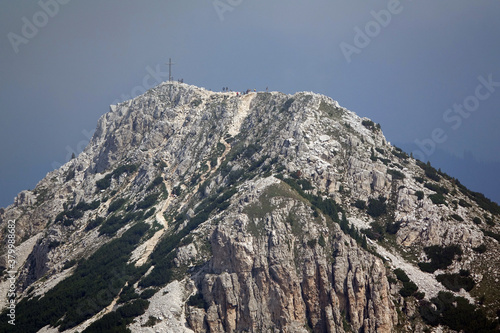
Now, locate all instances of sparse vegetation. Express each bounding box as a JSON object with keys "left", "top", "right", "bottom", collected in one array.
[
  {"left": 417, "top": 160, "right": 440, "bottom": 182},
  {"left": 418, "top": 245, "right": 462, "bottom": 273},
  {"left": 436, "top": 271, "right": 475, "bottom": 292},
  {"left": 137, "top": 193, "right": 160, "bottom": 210},
  {"left": 367, "top": 196, "right": 387, "bottom": 217},
  {"left": 392, "top": 147, "right": 409, "bottom": 159},
  {"left": 482, "top": 229, "right": 500, "bottom": 242},
  {"left": 187, "top": 293, "right": 208, "bottom": 310},
  {"left": 146, "top": 175, "right": 163, "bottom": 191},
  {"left": 387, "top": 168, "right": 405, "bottom": 180},
  {"left": 429, "top": 193, "right": 446, "bottom": 205},
  {"left": 394, "top": 268, "right": 419, "bottom": 297},
  {"left": 65, "top": 168, "right": 76, "bottom": 182},
  {"left": 354, "top": 199, "right": 366, "bottom": 210},
  {"left": 415, "top": 191, "right": 424, "bottom": 200},
  {"left": 386, "top": 220, "right": 402, "bottom": 235},
  {"left": 86, "top": 216, "right": 105, "bottom": 231},
  {"left": 361, "top": 119, "right": 376, "bottom": 130},
  {"left": 83, "top": 299, "right": 149, "bottom": 333},
  {"left": 455, "top": 179, "right": 500, "bottom": 215},
  {"left": 99, "top": 211, "right": 143, "bottom": 236},
  {"left": 96, "top": 176, "right": 112, "bottom": 190},
  {"left": 140, "top": 188, "right": 237, "bottom": 288},
  {"left": 108, "top": 198, "right": 127, "bottom": 213},
  {"left": 424, "top": 182, "right": 449, "bottom": 195},
  {"left": 0, "top": 222, "right": 150, "bottom": 332},
  {"left": 55, "top": 200, "right": 101, "bottom": 225},
  {"left": 420, "top": 291, "right": 498, "bottom": 332},
  {"left": 458, "top": 198, "right": 471, "bottom": 208},
  {"left": 96, "top": 164, "right": 139, "bottom": 191},
  {"left": 414, "top": 176, "right": 424, "bottom": 184}
]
